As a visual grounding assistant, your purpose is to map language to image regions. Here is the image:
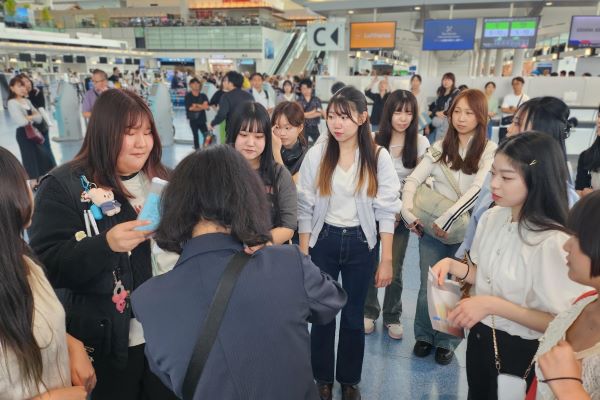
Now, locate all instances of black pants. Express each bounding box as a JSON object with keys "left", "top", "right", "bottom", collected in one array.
[
  {"left": 466, "top": 322, "right": 538, "bottom": 400},
  {"left": 91, "top": 344, "right": 179, "bottom": 400},
  {"left": 189, "top": 119, "right": 207, "bottom": 149},
  {"left": 498, "top": 126, "right": 508, "bottom": 143},
  {"left": 305, "top": 125, "right": 320, "bottom": 144}
]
